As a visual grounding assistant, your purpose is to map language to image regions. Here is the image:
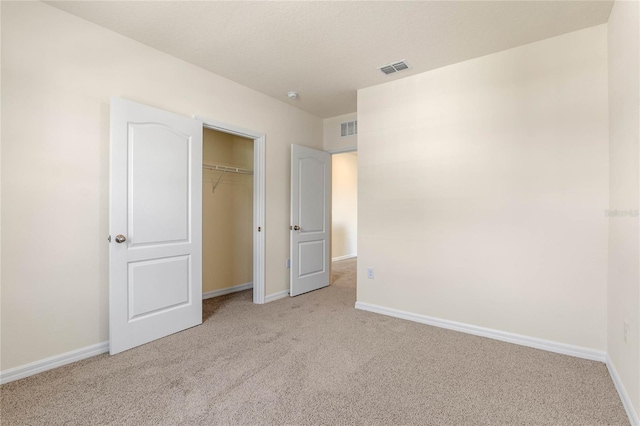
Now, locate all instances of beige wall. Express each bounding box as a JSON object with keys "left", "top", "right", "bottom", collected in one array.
[
  {"left": 0, "top": 2, "right": 322, "bottom": 371},
  {"left": 357, "top": 25, "right": 609, "bottom": 350},
  {"left": 202, "top": 129, "right": 253, "bottom": 294},
  {"left": 607, "top": 0, "right": 640, "bottom": 416},
  {"left": 332, "top": 152, "right": 358, "bottom": 260},
  {"left": 323, "top": 112, "right": 357, "bottom": 152}
]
